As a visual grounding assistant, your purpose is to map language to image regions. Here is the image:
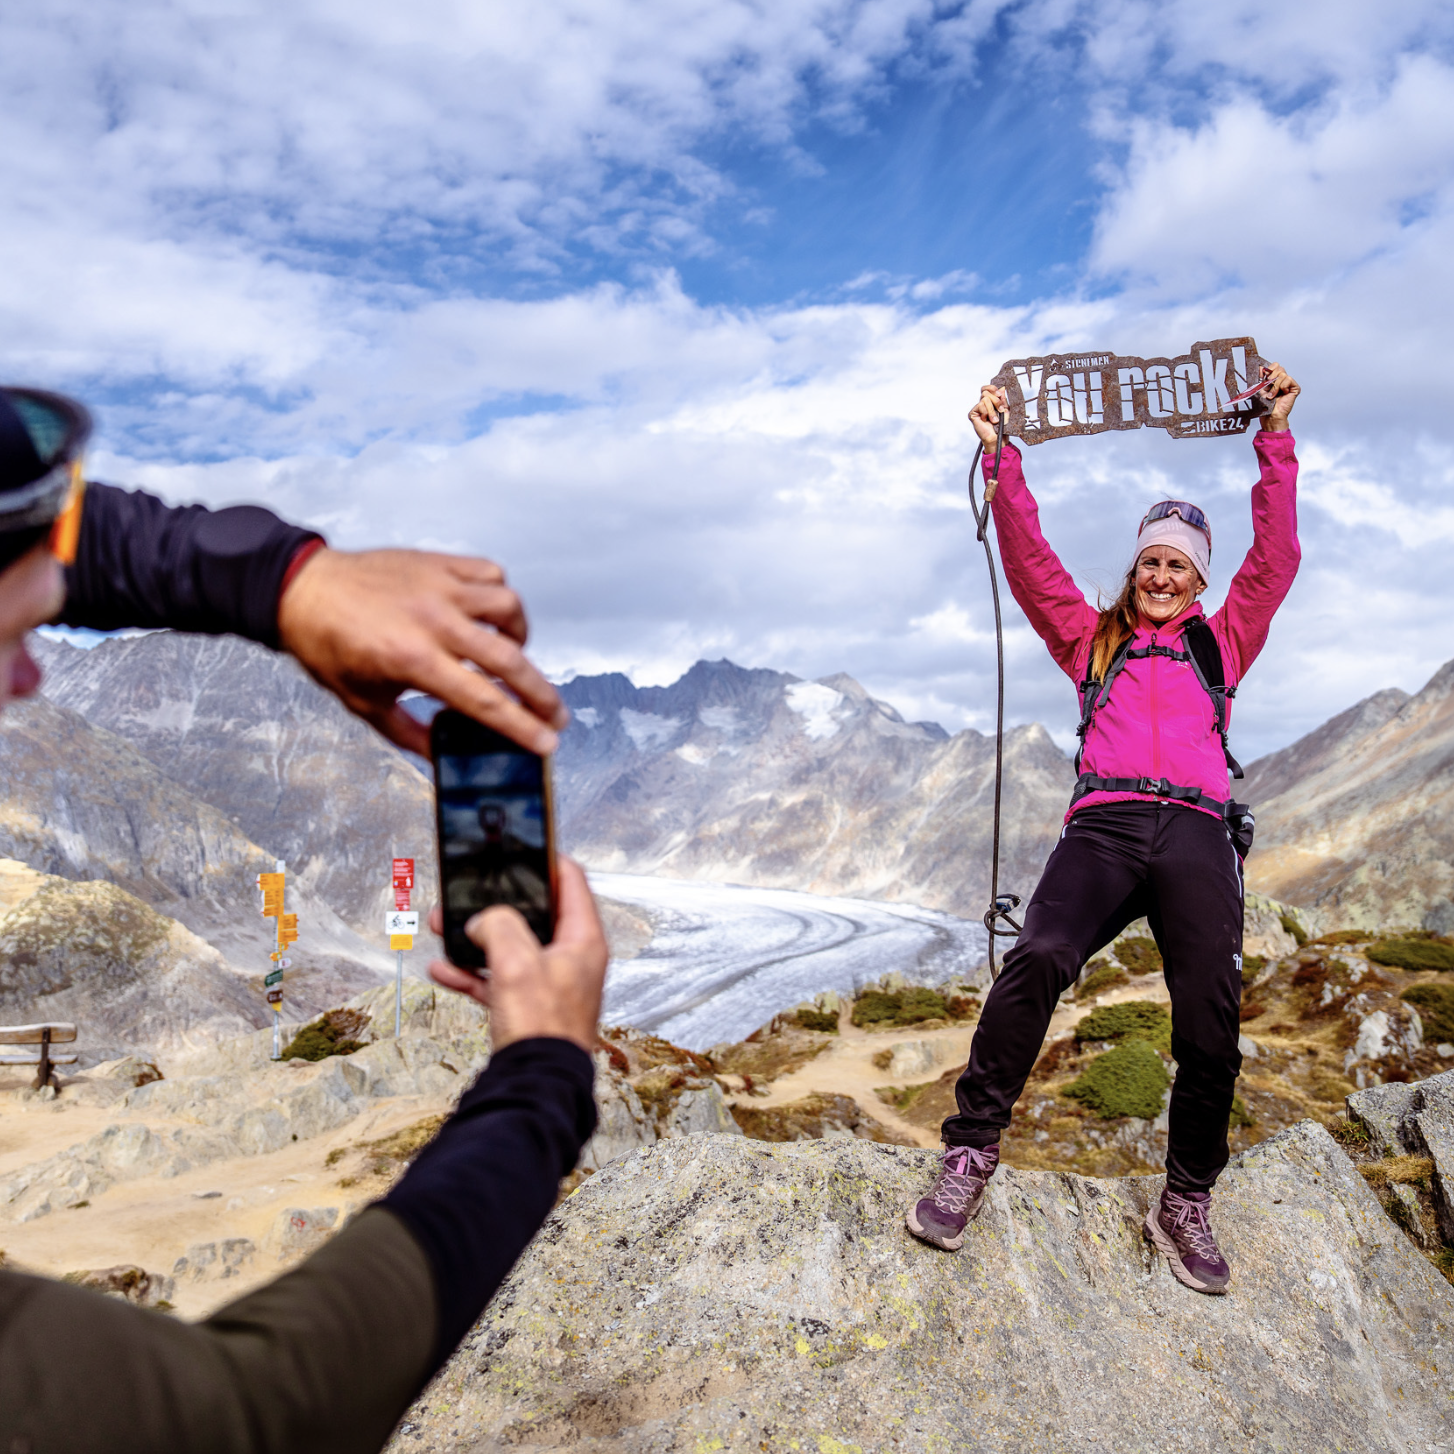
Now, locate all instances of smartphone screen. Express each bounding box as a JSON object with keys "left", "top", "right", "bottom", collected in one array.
[{"left": 431, "top": 709, "right": 557, "bottom": 966}]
